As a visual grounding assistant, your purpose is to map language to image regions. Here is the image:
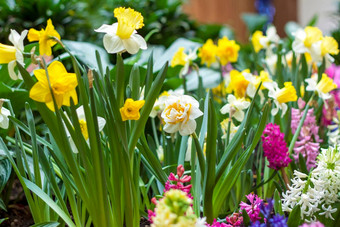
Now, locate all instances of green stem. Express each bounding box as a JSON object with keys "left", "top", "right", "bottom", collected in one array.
[{"left": 191, "top": 132, "right": 205, "bottom": 176}]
